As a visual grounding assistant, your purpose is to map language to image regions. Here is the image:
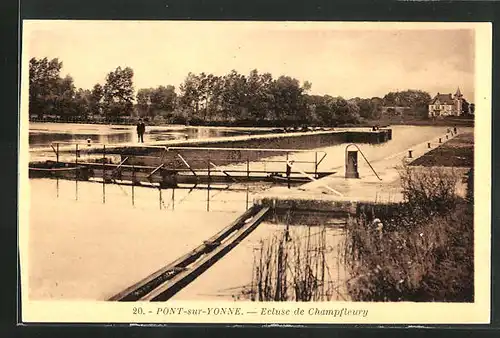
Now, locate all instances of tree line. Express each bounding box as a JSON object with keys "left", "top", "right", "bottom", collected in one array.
[{"left": 29, "top": 57, "right": 456, "bottom": 126}]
